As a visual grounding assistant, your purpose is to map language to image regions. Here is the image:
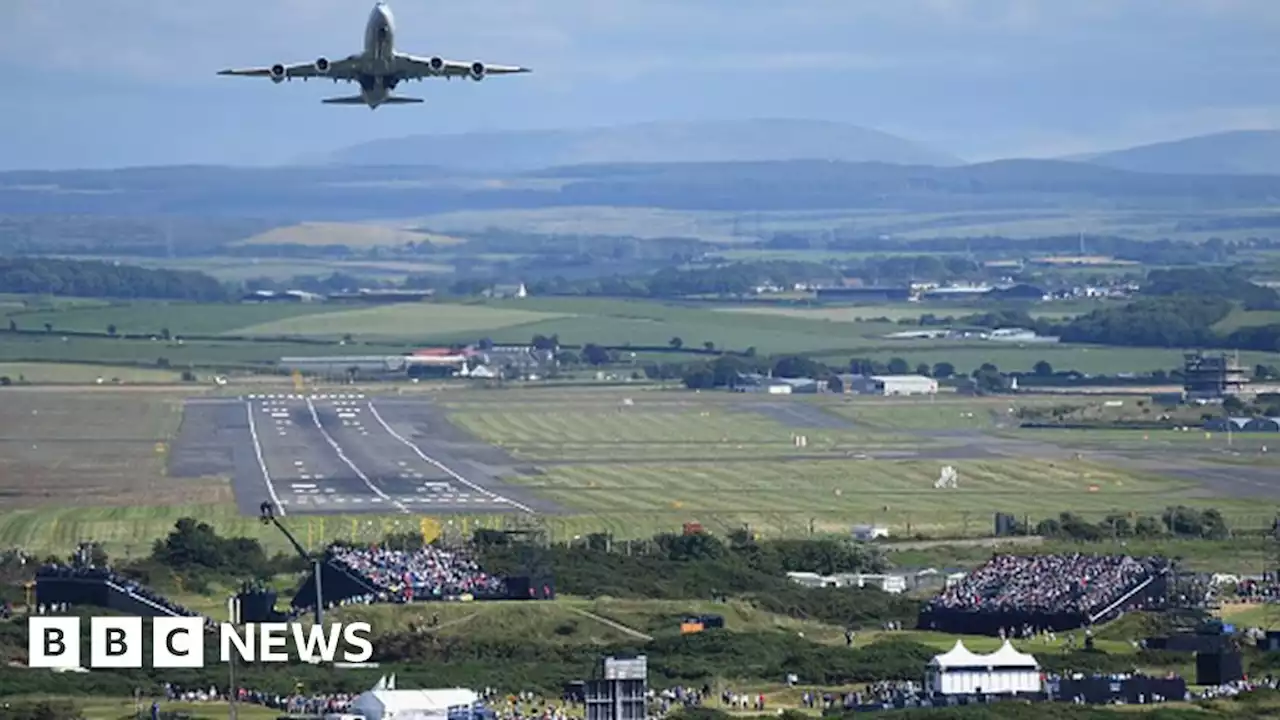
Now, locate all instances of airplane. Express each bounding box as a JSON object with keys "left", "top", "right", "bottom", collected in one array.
[{"left": 216, "top": 2, "right": 530, "bottom": 108}]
